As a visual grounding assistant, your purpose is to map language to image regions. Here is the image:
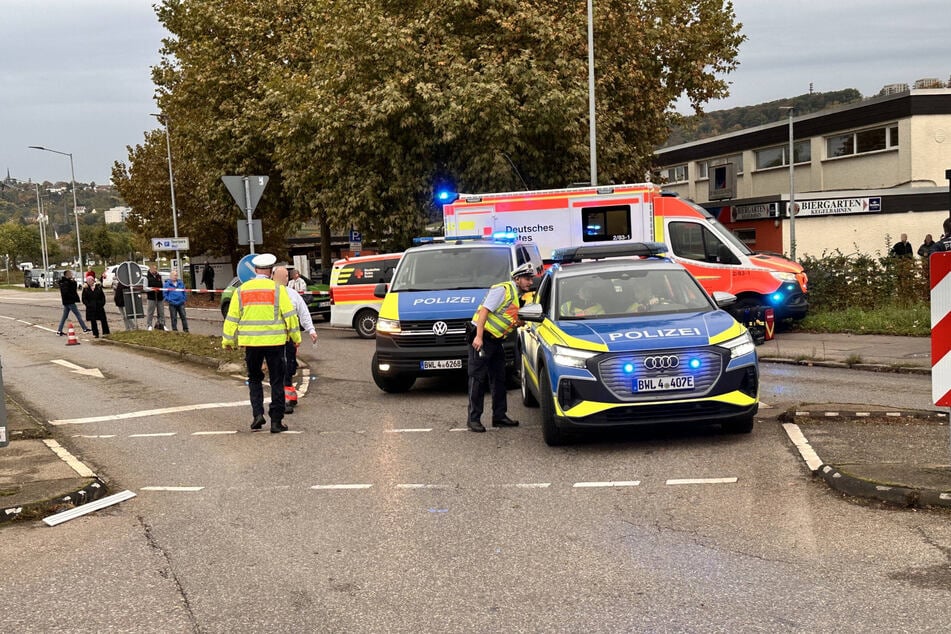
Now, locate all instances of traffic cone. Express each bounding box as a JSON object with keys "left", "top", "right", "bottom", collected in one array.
[
  {"left": 65, "top": 322, "right": 80, "bottom": 346},
  {"left": 284, "top": 385, "right": 298, "bottom": 412}
]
